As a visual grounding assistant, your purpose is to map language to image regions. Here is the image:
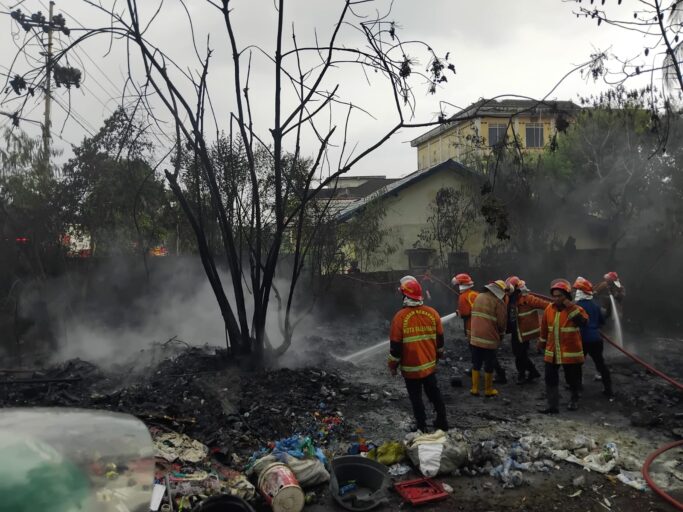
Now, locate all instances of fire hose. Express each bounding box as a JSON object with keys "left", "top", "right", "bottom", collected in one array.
[{"left": 532, "top": 292, "right": 683, "bottom": 510}]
